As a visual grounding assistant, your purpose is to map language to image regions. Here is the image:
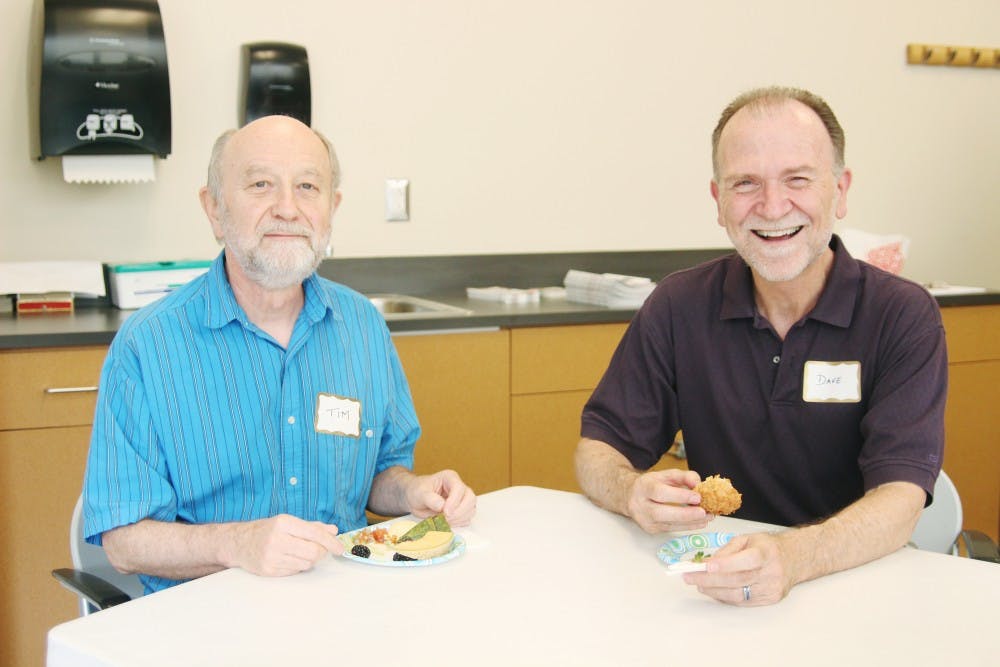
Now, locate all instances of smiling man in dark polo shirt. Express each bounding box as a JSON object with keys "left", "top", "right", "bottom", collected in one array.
[{"left": 575, "top": 86, "right": 946, "bottom": 606}]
